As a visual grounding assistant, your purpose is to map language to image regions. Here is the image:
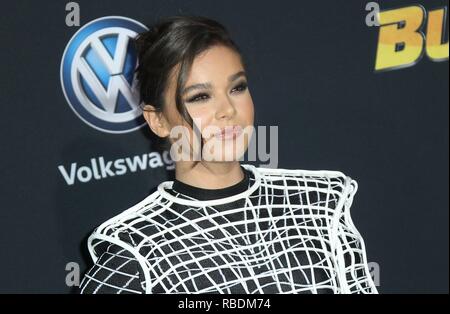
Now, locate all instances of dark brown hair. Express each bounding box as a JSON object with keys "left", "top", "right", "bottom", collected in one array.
[{"left": 133, "top": 15, "right": 247, "bottom": 151}]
